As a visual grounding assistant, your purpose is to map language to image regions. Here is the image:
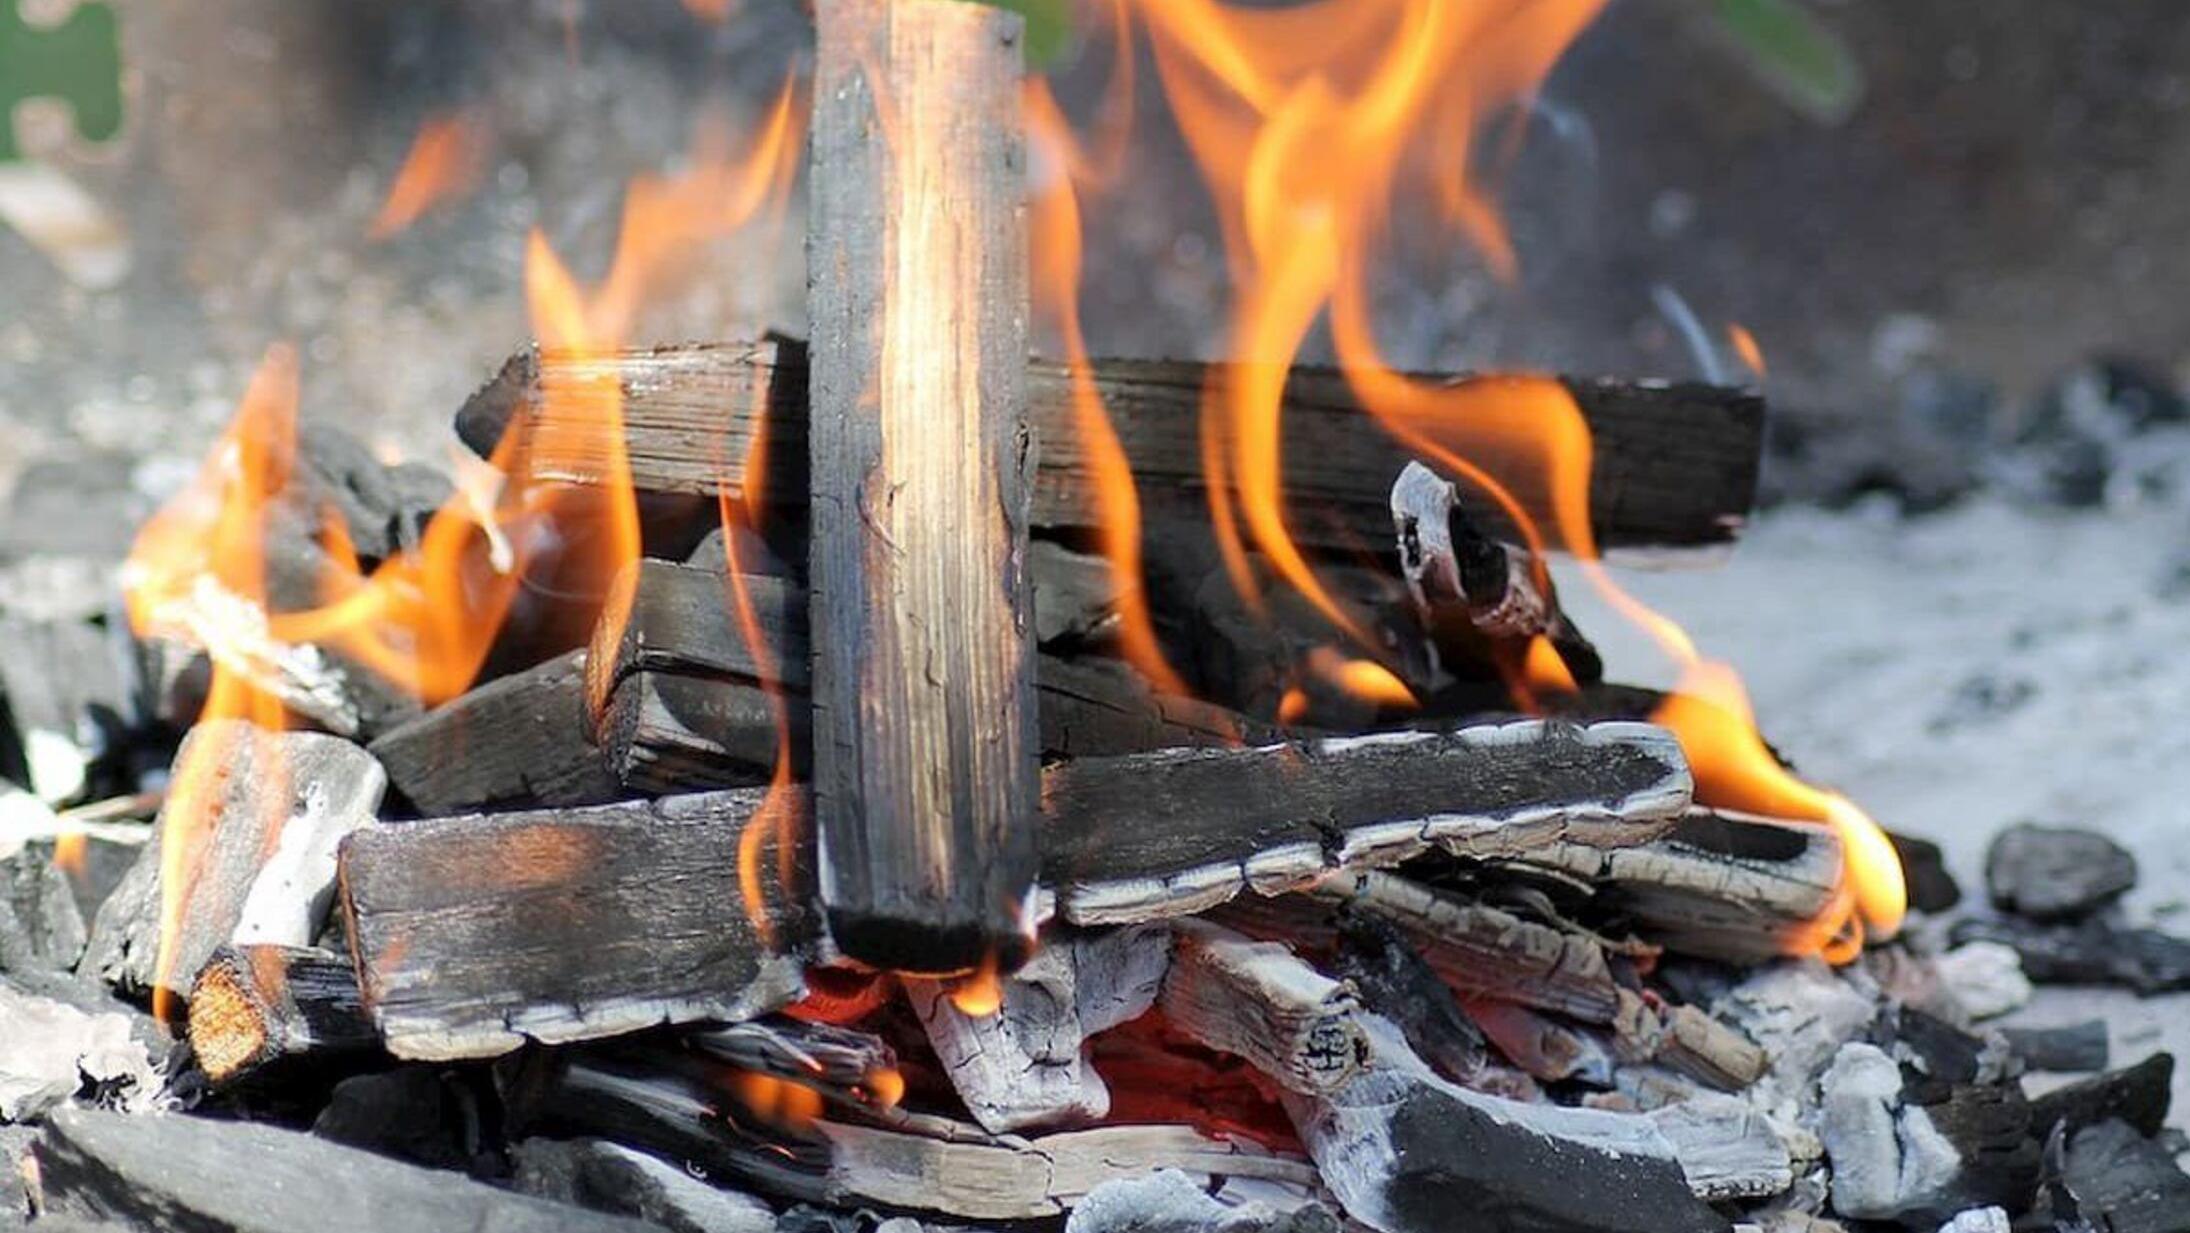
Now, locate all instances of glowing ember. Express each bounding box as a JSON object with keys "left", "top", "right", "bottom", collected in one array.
[{"left": 946, "top": 954, "right": 1005, "bottom": 1018}]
